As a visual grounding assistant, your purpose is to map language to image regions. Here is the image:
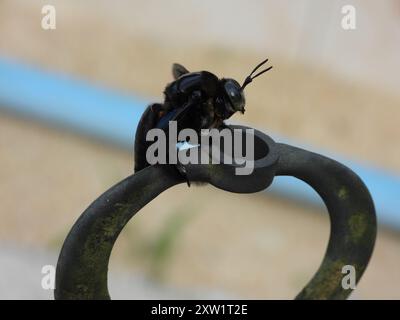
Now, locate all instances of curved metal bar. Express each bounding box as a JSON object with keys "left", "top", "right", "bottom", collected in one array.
[
  {"left": 55, "top": 129, "right": 376, "bottom": 300},
  {"left": 55, "top": 165, "right": 185, "bottom": 299},
  {"left": 276, "top": 143, "right": 376, "bottom": 299}
]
